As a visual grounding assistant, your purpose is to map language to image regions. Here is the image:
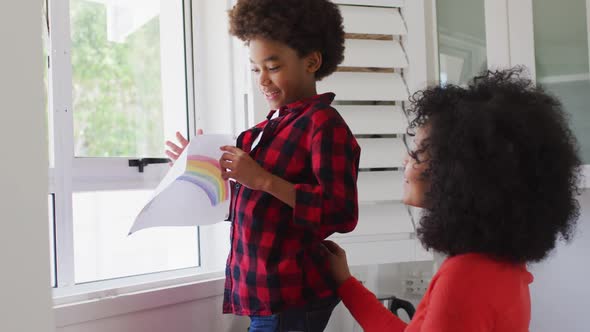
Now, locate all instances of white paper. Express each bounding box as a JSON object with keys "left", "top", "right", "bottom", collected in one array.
[{"left": 129, "top": 134, "right": 235, "bottom": 235}]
